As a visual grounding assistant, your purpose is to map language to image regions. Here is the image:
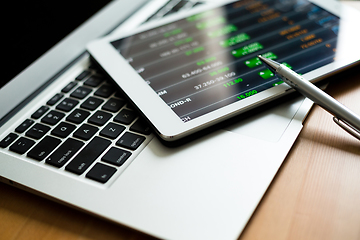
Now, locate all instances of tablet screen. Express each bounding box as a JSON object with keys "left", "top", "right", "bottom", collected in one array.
[{"left": 111, "top": 0, "right": 339, "bottom": 122}]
